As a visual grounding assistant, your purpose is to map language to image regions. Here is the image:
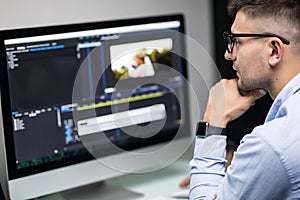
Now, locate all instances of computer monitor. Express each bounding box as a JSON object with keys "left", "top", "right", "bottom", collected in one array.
[{"left": 0, "top": 14, "right": 192, "bottom": 199}]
